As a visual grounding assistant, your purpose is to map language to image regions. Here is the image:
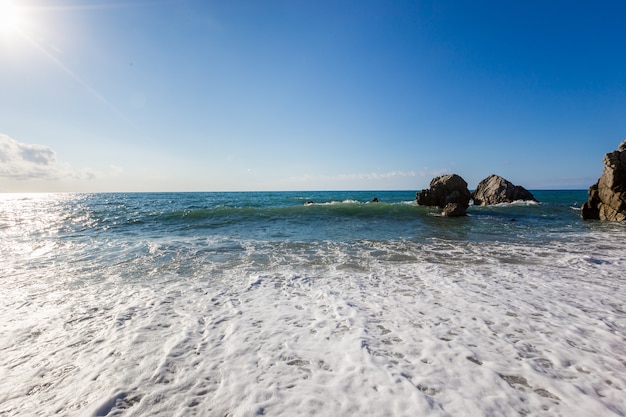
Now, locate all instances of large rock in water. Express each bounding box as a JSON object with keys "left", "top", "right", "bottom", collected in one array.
[
  {"left": 581, "top": 140, "right": 626, "bottom": 221},
  {"left": 416, "top": 174, "right": 471, "bottom": 216},
  {"left": 472, "top": 175, "right": 536, "bottom": 206}
]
